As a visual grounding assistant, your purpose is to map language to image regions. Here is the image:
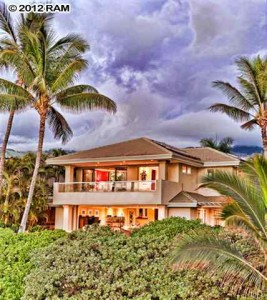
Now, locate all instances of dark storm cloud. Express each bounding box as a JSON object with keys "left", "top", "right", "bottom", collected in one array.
[{"left": 1, "top": 0, "right": 266, "bottom": 151}]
